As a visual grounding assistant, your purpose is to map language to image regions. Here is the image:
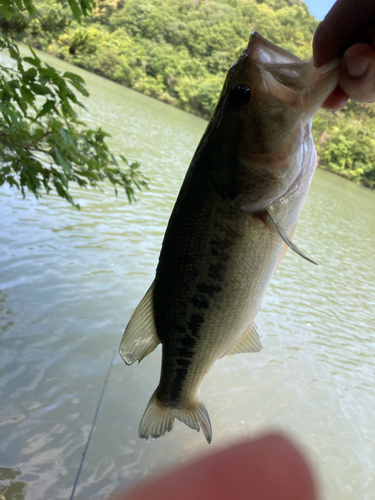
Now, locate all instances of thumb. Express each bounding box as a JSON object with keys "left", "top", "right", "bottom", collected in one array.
[
  {"left": 112, "top": 433, "right": 318, "bottom": 500},
  {"left": 339, "top": 43, "right": 375, "bottom": 103}
]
